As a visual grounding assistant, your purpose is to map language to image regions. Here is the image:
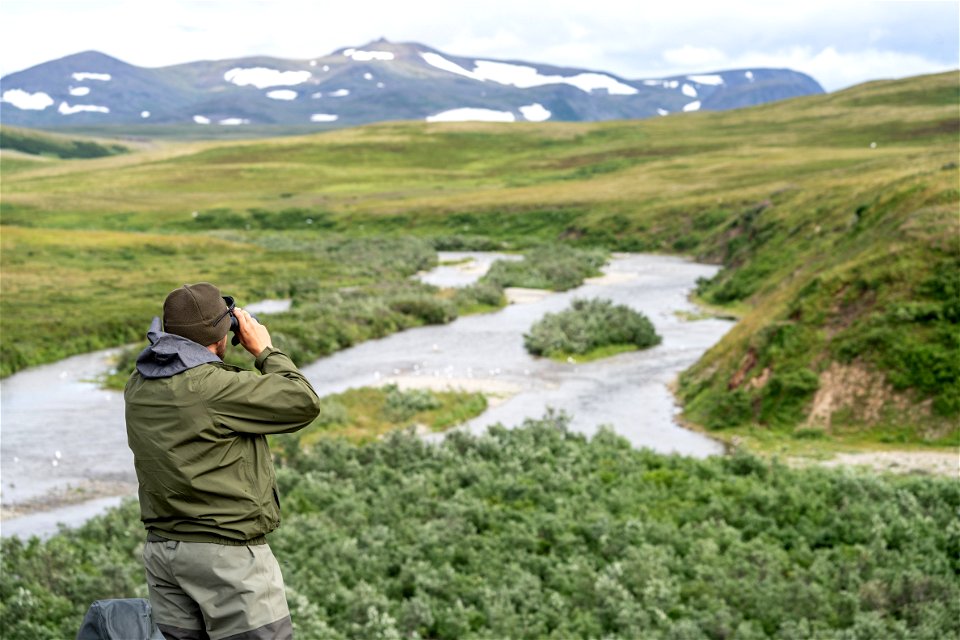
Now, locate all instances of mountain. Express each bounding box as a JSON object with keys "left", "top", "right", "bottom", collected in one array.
[{"left": 0, "top": 40, "right": 824, "bottom": 129}]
